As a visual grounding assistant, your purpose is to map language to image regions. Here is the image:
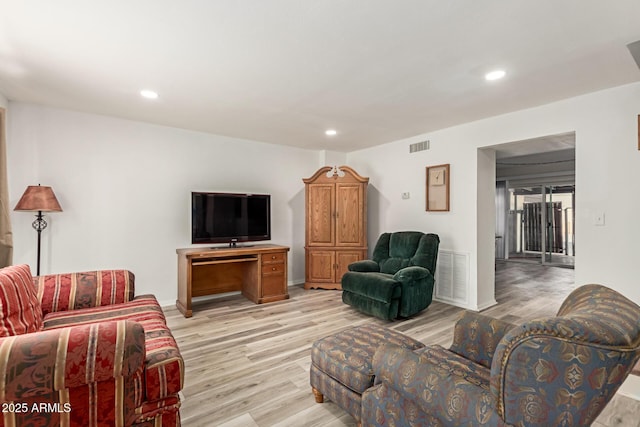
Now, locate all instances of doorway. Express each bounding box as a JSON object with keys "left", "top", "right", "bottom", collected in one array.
[
  {"left": 507, "top": 184, "right": 575, "bottom": 267},
  {"left": 494, "top": 132, "right": 576, "bottom": 269}
]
